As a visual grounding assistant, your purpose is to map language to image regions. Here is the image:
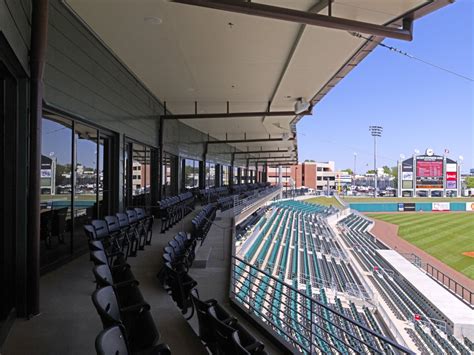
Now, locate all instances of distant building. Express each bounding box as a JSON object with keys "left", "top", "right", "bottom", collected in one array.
[{"left": 267, "top": 161, "right": 347, "bottom": 192}]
